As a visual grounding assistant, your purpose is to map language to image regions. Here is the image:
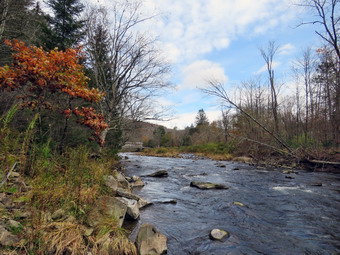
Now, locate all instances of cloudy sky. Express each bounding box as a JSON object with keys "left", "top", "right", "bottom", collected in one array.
[{"left": 88, "top": 0, "right": 321, "bottom": 129}]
